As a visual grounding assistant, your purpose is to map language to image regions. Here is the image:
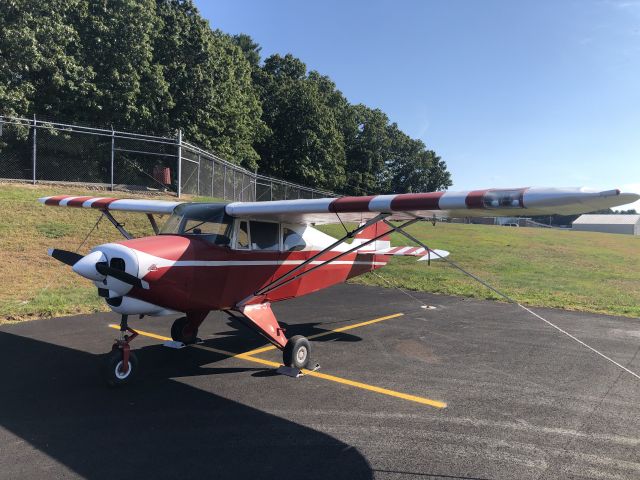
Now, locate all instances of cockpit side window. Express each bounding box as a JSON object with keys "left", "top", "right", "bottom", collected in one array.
[
  {"left": 159, "top": 203, "right": 232, "bottom": 246},
  {"left": 250, "top": 221, "right": 279, "bottom": 251}
]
